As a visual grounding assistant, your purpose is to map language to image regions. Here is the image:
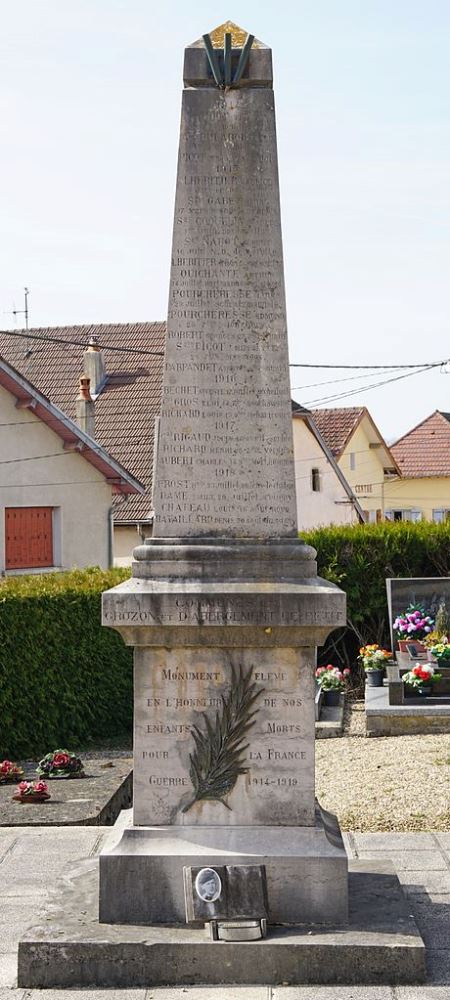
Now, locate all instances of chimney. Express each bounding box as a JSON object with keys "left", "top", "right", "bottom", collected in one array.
[
  {"left": 76, "top": 376, "right": 95, "bottom": 438},
  {"left": 83, "top": 335, "right": 106, "bottom": 396}
]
